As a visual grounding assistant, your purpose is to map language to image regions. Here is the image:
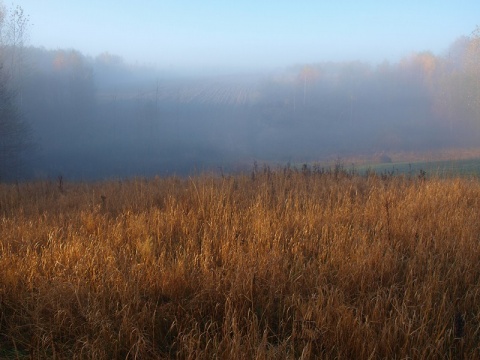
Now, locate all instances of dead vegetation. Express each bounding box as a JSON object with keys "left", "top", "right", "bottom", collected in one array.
[{"left": 0, "top": 169, "right": 479, "bottom": 359}]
